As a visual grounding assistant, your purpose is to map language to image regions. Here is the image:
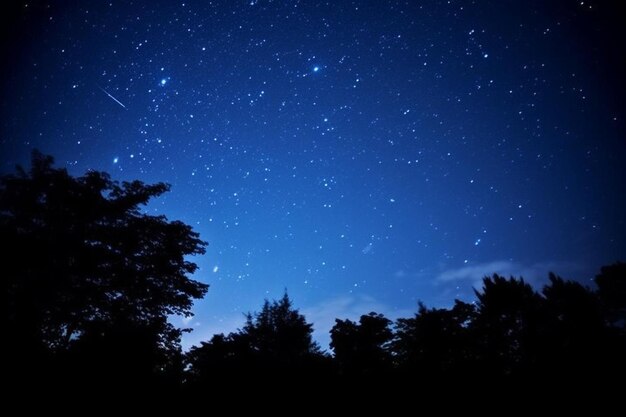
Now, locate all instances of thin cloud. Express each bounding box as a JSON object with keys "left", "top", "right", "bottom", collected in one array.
[{"left": 437, "top": 260, "right": 581, "bottom": 289}]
